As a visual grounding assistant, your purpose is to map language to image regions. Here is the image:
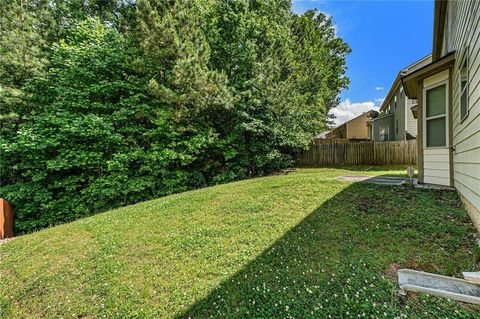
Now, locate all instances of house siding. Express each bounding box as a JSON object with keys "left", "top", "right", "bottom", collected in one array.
[
  {"left": 403, "top": 56, "right": 432, "bottom": 139},
  {"left": 332, "top": 124, "right": 347, "bottom": 139},
  {"left": 406, "top": 99, "right": 418, "bottom": 138},
  {"left": 372, "top": 114, "right": 394, "bottom": 141},
  {"left": 393, "top": 88, "right": 406, "bottom": 140},
  {"left": 346, "top": 112, "right": 370, "bottom": 139},
  {"left": 374, "top": 56, "right": 431, "bottom": 141},
  {"left": 444, "top": 0, "right": 480, "bottom": 214}
]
